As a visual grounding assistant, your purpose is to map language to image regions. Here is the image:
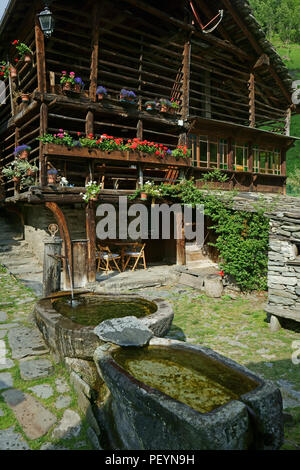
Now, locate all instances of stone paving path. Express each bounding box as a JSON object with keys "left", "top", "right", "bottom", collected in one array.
[{"left": 0, "top": 269, "right": 93, "bottom": 450}]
